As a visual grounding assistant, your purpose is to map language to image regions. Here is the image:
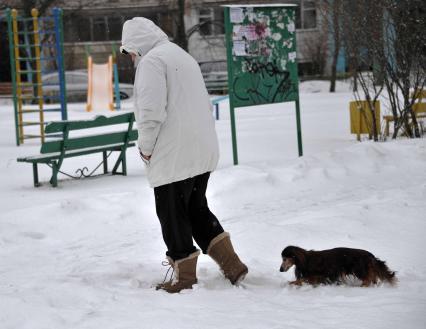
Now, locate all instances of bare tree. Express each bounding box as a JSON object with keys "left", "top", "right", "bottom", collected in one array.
[
  {"left": 382, "top": 0, "right": 426, "bottom": 138},
  {"left": 21, "top": 0, "right": 57, "bottom": 16},
  {"left": 175, "top": 0, "right": 188, "bottom": 51},
  {"left": 160, "top": 0, "right": 226, "bottom": 53},
  {"left": 340, "top": 0, "right": 425, "bottom": 140},
  {"left": 318, "top": 0, "right": 343, "bottom": 92},
  {"left": 158, "top": 0, "right": 188, "bottom": 50},
  {"left": 342, "top": 0, "right": 387, "bottom": 141},
  {"left": 302, "top": 30, "right": 328, "bottom": 77}
]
